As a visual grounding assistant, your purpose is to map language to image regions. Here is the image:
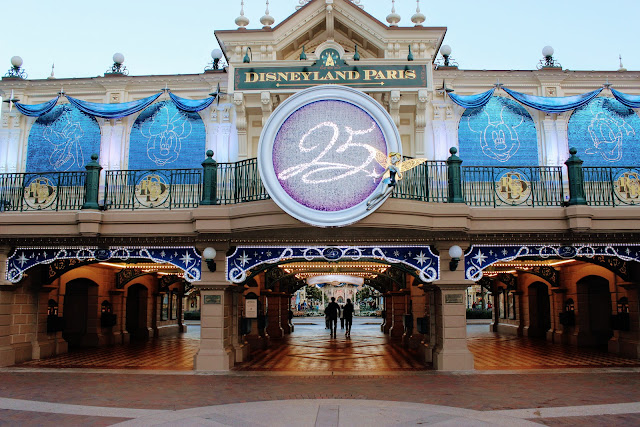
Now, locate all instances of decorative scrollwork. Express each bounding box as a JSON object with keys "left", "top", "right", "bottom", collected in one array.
[
  {"left": 105, "top": 63, "right": 128, "bottom": 76},
  {"left": 4, "top": 66, "right": 27, "bottom": 79}
]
